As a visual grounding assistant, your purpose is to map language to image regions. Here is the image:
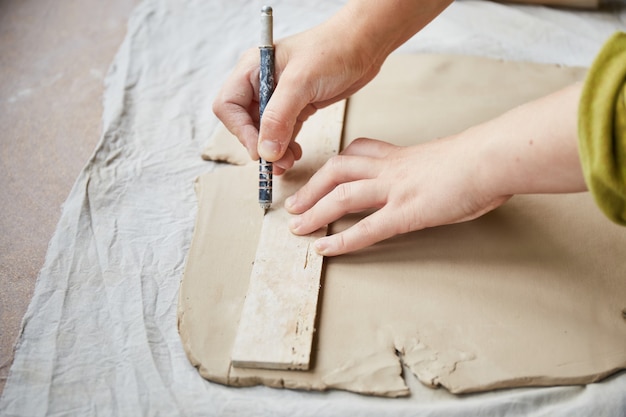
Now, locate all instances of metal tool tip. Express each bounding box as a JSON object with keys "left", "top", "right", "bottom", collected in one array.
[
  {"left": 260, "top": 202, "right": 271, "bottom": 212},
  {"left": 261, "top": 5, "right": 272, "bottom": 15}
]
